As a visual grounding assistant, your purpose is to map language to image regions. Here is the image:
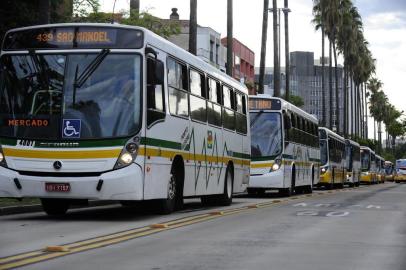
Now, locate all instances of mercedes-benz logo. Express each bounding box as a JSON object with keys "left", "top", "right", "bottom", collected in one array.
[{"left": 53, "top": 161, "right": 62, "bottom": 170}]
